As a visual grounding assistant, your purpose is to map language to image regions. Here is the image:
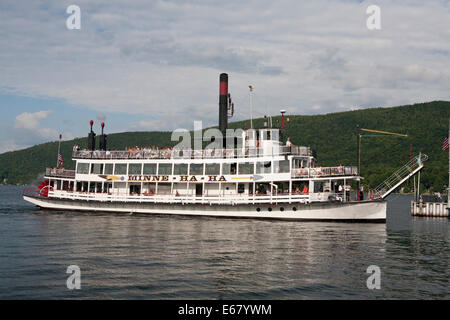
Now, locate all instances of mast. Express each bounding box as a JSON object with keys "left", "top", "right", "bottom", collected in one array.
[
  {"left": 357, "top": 126, "right": 408, "bottom": 200},
  {"left": 56, "top": 134, "right": 62, "bottom": 168},
  {"left": 356, "top": 125, "right": 360, "bottom": 198},
  {"left": 448, "top": 118, "right": 450, "bottom": 211},
  {"left": 249, "top": 85, "right": 254, "bottom": 129}
]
